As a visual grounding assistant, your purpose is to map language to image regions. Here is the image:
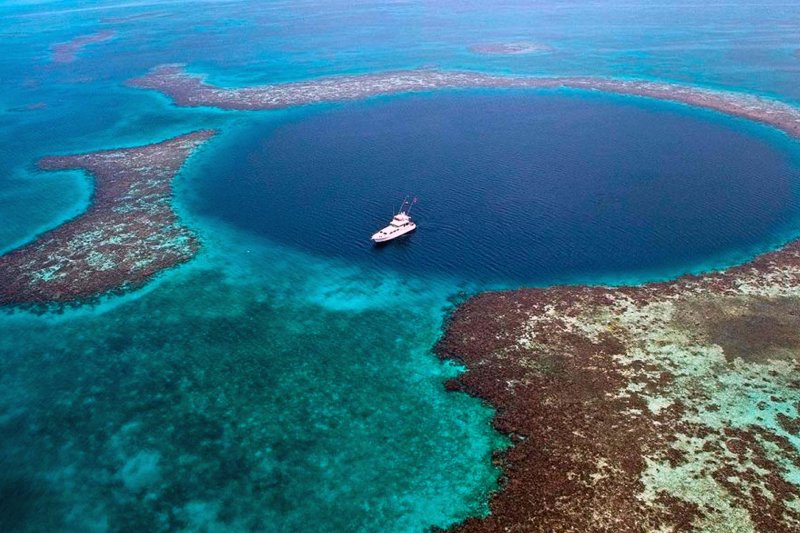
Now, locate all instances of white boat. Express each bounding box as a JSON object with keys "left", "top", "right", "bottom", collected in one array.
[{"left": 371, "top": 198, "right": 417, "bottom": 243}]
